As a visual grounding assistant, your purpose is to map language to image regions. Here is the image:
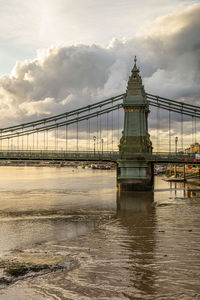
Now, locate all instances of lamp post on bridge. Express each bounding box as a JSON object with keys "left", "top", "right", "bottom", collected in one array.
[
  {"left": 93, "top": 136, "right": 96, "bottom": 154},
  {"left": 101, "top": 138, "right": 104, "bottom": 155},
  {"left": 175, "top": 137, "right": 178, "bottom": 154}
]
